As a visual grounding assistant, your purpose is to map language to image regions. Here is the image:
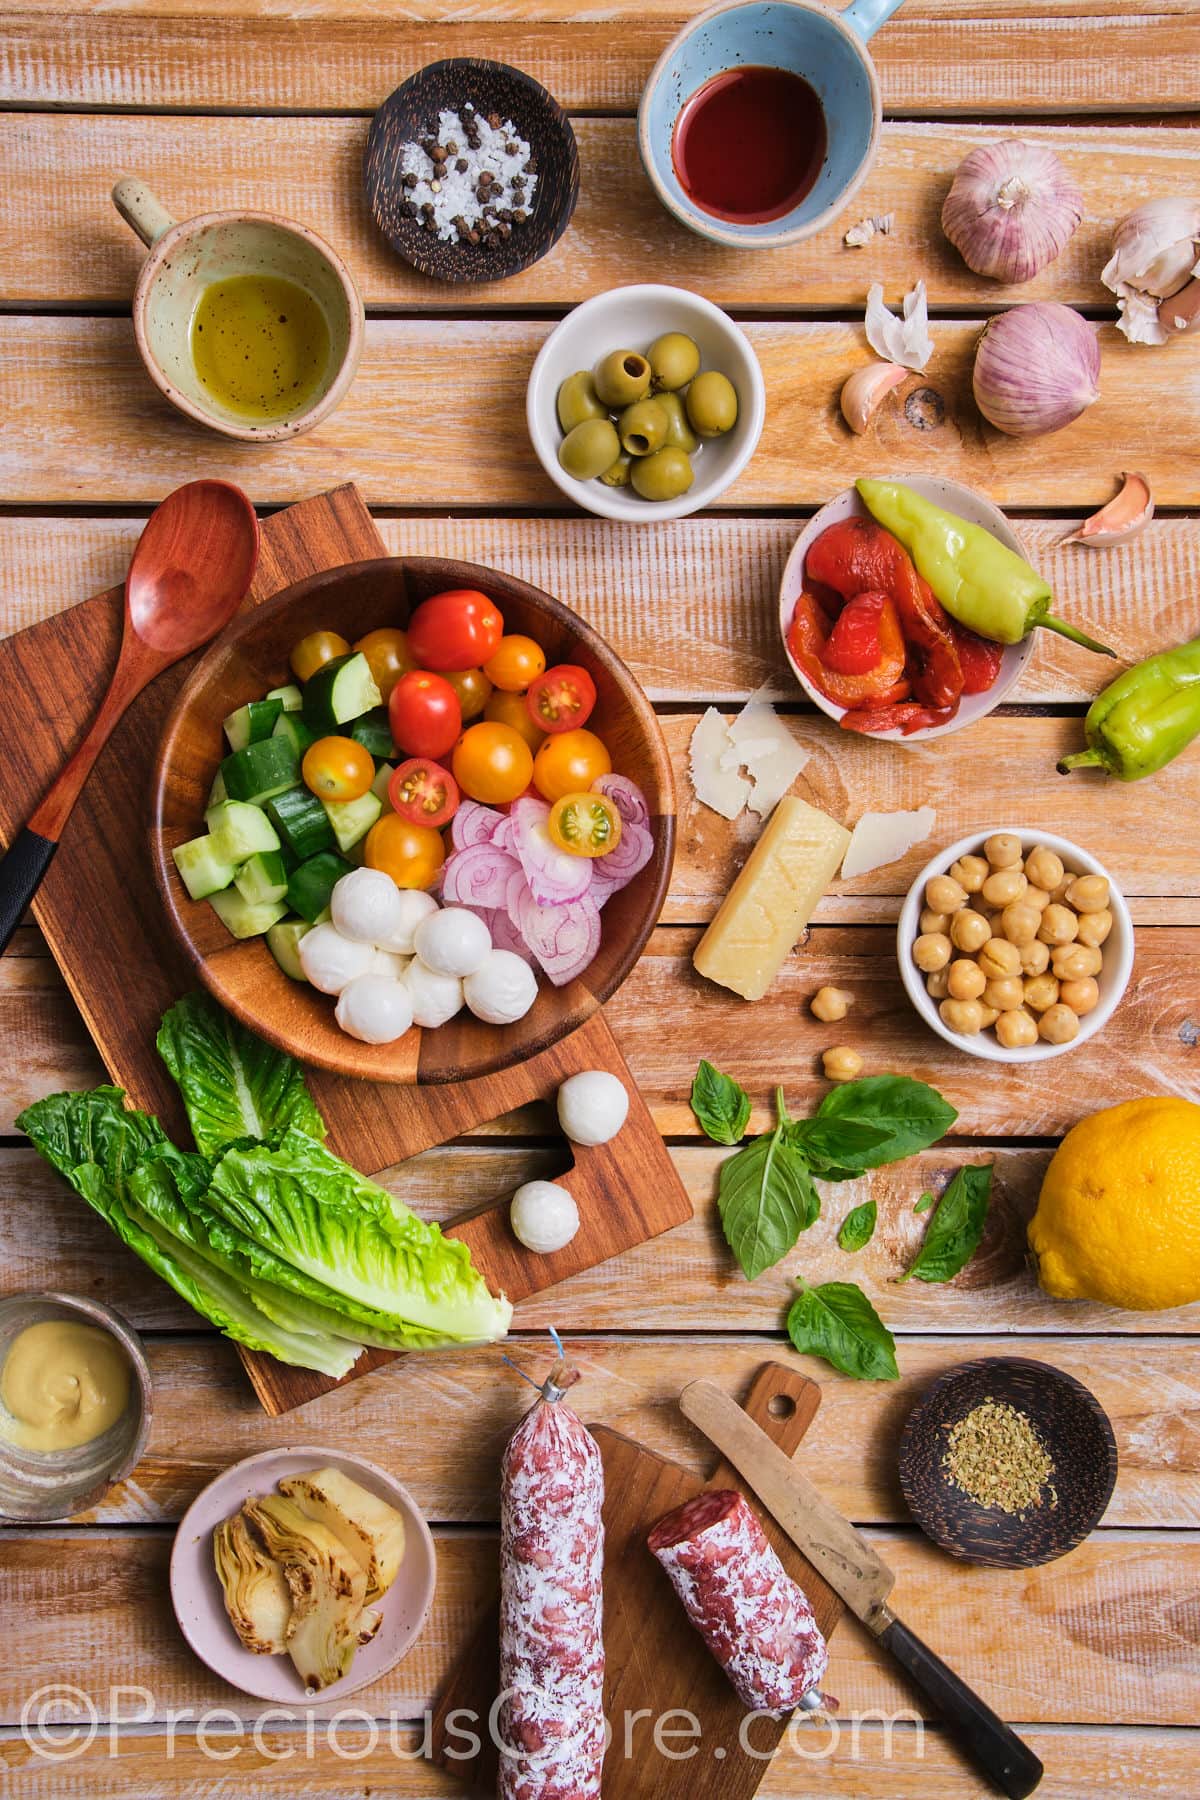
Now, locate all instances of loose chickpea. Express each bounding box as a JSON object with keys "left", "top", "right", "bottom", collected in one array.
[
  {"left": 1001, "top": 901, "right": 1041, "bottom": 945},
  {"left": 1076, "top": 907, "right": 1113, "bottom": 948},
  {"left": 977, "top": 1004, "right": 1000, "bottom": 1029},
  {"left": 995, "top": 1008, "right": 1039, "bottom": 1050},
  {"left": 978, "top": 936, "right": 1022, "bottom": 980},
  {"left": 822, "top": 1044, "right": 863, "bottom": 1083},
  {"left": 984, "top": 832, "right": 1022, "bottom": 869},
  {"left": 949, "top": 854, "right": 989, "bottom": 894},
  {"left": 1024, "top": 885, "right": 1051, "bottom": 912},
  {"left": 982, "top": 867, "right": 1027, "bottom": 908},
  {"left": 811, "top": 985, "right": 851, "bottom": 1023},
  {"left": 1066, "top": 874, "right": 1109, "bottom": 914},
  {"left": 1059, "top": 976, "right": 1100, "bottom": 1016},
  {"left": 926, "top": 874, "right": 968, "bottom": 915},
  {"left": 1038, "top": 903, "right": 1079, "bottom": 946},
  {"left": 925, "top": 967, "right": 951, "bottom": 1000},
  {"left": 983, "top": 975, "right": 1025, "bottom": 1013},
  {"left": 919, "top": 907, "right": 951, "bottom": 935},
  {"left": 1020, "top": 939, "right": 1051, "bottom": 976},
  {"left": 913, "top": 932, "right": 952, "bottom": 973},
  {"left": 1039, "top": 1003, "right": 1080, "bottom": 1045},
  {"left": 947, "top": 958, "right": 987, "bottom": 1000},
  {"left": 1023, "top": 972, "right": 1060, "bottom": 1013},
  {"left": 1024, "top": 845, "right": 1064, "bottom": 892},
  {"left": 950, "top": 909, "right": 992, "bottom": 953},
  {"left": 1048, "top": 869, "right": 1078, "bottom": 905},
  {"left": 1052, "top": 943, "right": 1103, "bottom": 981},
  {"left": 940, "top": 996, "right": 986, "bottom": 1035}
]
